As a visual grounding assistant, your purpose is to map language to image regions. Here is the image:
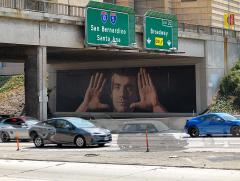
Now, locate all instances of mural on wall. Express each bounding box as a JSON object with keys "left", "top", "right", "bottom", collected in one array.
[{"left": 56, "top": 66, "right": 196, "bottom": 113}]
